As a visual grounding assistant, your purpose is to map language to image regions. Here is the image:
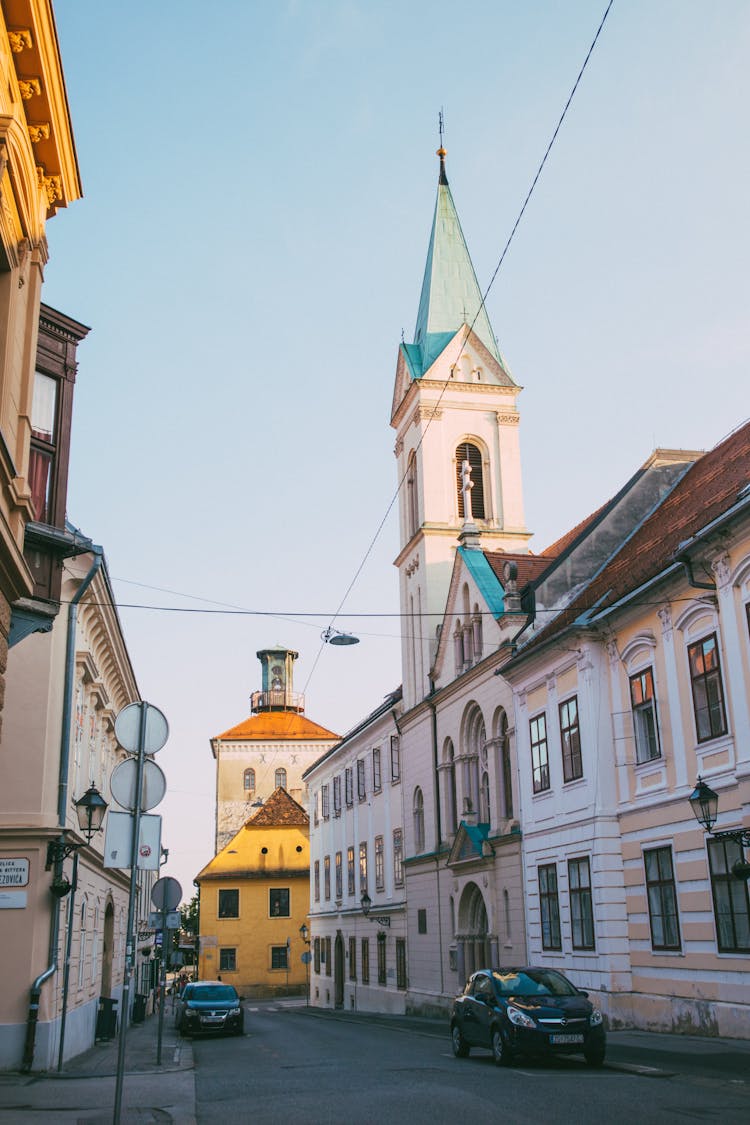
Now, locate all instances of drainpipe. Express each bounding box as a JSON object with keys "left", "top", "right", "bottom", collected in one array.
[
  {"left": 21, "top": 549, "right": 103, "bottom": 1073},
  {"left": 675, "top": 553, "right": 716, "bottom": 592}
]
